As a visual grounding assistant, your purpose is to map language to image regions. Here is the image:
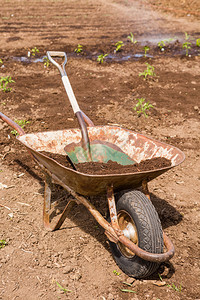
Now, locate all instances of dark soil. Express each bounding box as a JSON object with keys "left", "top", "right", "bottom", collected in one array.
[{"left": 40, "top": 151, "right": 171, "bottom": 174}]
